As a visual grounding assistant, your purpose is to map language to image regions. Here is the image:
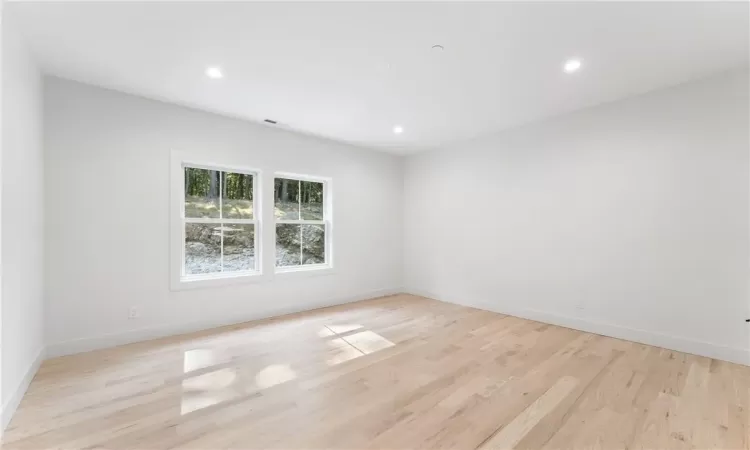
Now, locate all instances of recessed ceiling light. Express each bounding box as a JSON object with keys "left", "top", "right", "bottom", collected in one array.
[
  {"left": 432, "top": 45, "right": 444, "bottom": 52},
  {"left": 563, "top": 59, "right": 582, "bottom": 73},
  {"left": 205, "top": 67, "right": 223, "bottom": 79},
  {"left": 393, "top": 126, "right": 404, "bottom": 134}
]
